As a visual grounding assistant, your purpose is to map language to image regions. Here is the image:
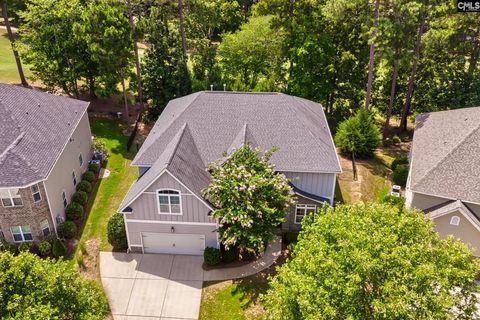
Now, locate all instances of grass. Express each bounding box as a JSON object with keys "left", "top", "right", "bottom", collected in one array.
[
  {"left": 0, "top": 29, "right": 31, "bottom": 84},
  {"left": 200, "top": 274, "right": 269, "bottom": 320},
  {"left": 74, "top": 118, "right": 137, "bottom": 257}
]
